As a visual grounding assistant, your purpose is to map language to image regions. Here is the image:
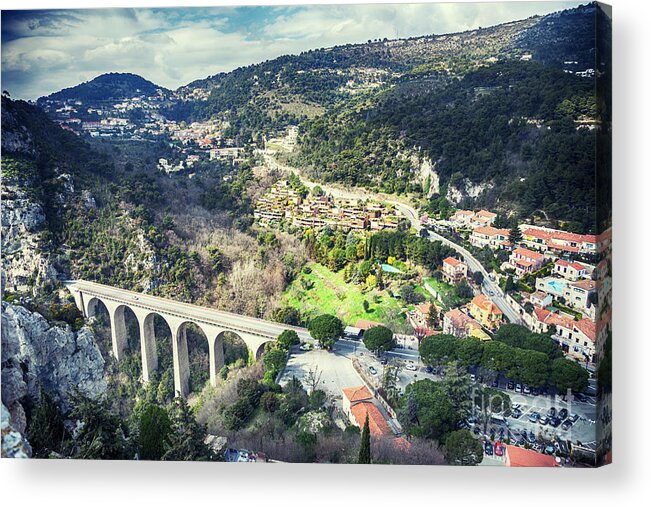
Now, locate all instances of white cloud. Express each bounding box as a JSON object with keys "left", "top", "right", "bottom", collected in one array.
[{"left": 1, "top": 2, "right": 581, "bottom": 100}]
